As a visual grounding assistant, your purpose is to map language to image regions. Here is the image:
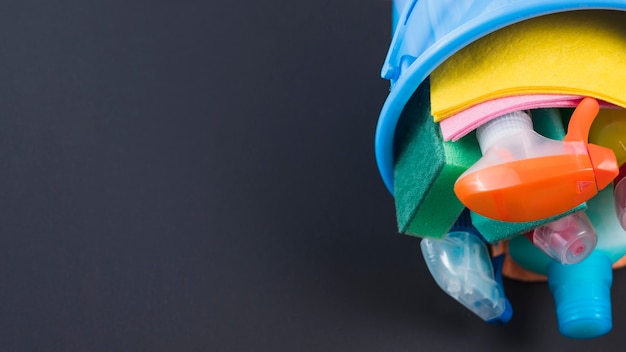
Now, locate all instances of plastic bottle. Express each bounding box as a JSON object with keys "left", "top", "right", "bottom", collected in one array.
[
  {"left": 420, "top": 211, "right": 512, "bottom": 323},
  {"left": 454, "top": 99, "right": 617, "bottom": 223},
  {"left": 508, "top": 187, "right": 626, "bottom": 338}
]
